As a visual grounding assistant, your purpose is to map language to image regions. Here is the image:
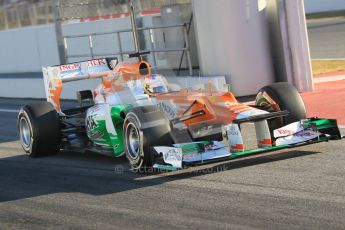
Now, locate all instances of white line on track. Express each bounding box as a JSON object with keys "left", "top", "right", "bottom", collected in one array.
[
  {"left": 0, "top": 109, "right": 19, "bottom": 113},
  {"left": 311, "top": 58, "right": 345, "bottom": 61},
  {"left": 314, "top": 75, "right": 345, "bottom": 83}
]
